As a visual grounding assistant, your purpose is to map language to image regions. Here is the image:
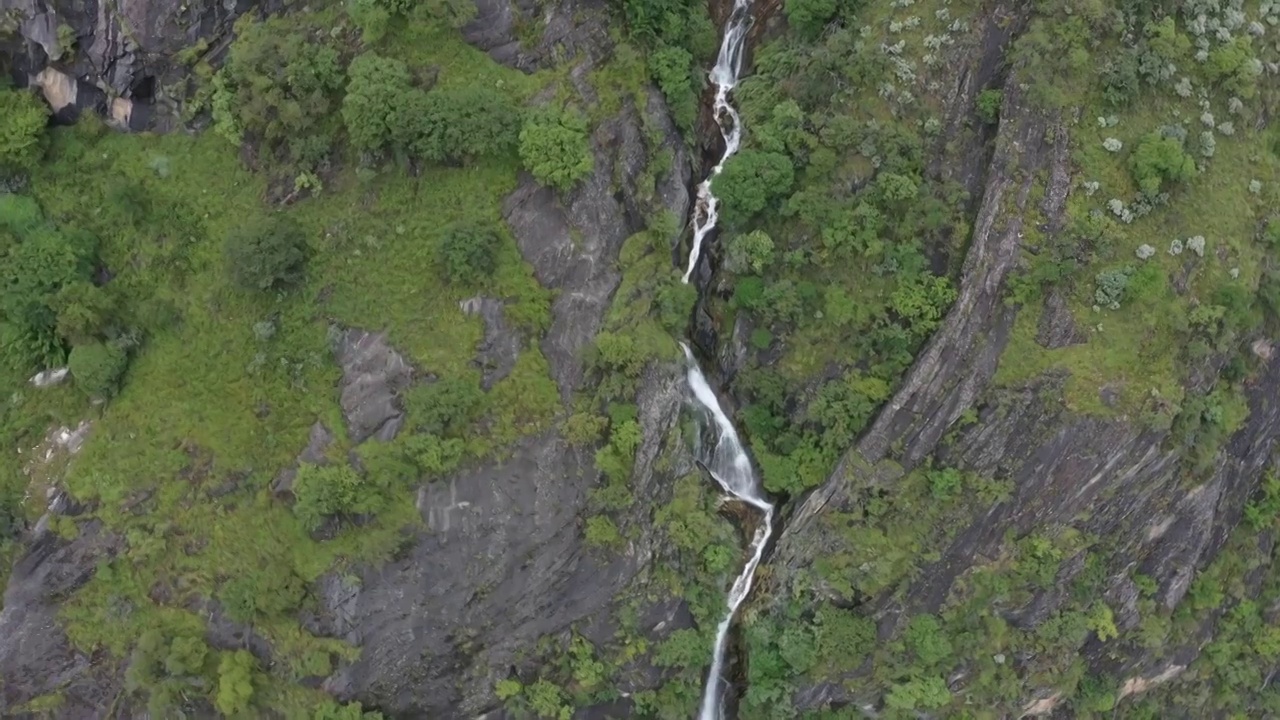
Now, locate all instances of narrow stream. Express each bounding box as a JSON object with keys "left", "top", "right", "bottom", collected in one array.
[{"left": 678, "top": 1, "right": 771, "bottom": 717}]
